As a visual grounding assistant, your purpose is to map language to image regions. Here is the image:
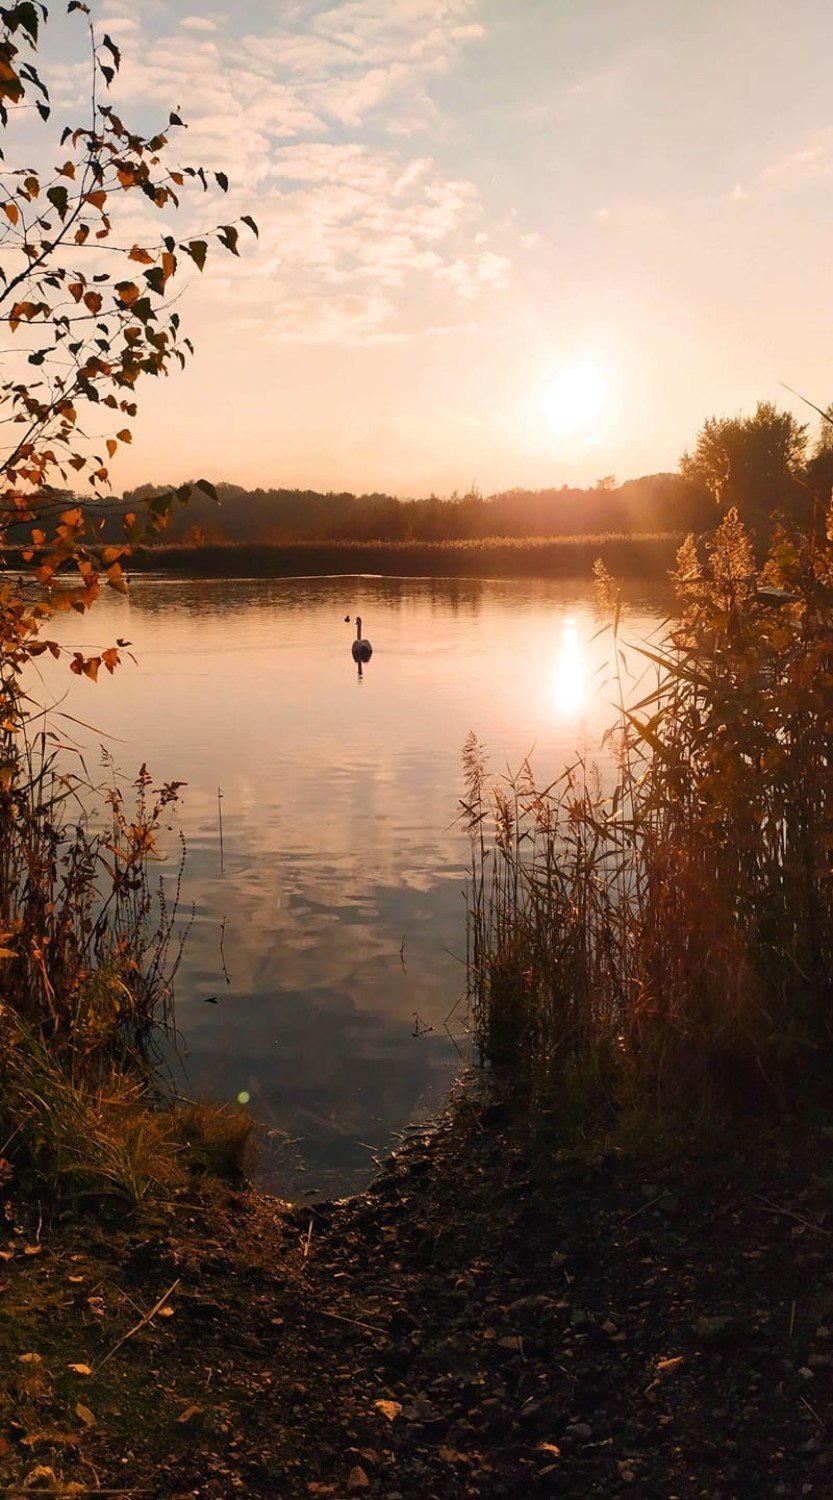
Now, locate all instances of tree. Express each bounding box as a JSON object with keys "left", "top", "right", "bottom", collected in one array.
[
  {"left": 806, "top": 403, "right": 833, "bottom": 503},
  {"left": 0, "top": 0, "right": 256, "bottom": 690},
  {"left": 680, "top": 401, "right": 808, "bottom": 523}
]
